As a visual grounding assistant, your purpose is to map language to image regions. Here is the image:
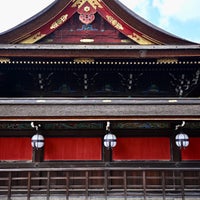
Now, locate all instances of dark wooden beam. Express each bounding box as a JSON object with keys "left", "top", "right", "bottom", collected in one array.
[{"left": 0, "top": 44, "right": 200, "bottom": 59}]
